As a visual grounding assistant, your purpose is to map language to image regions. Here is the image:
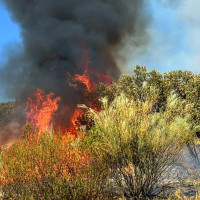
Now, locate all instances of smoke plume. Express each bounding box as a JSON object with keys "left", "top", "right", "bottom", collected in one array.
[{"left": 0, "top": 0, "right": 150, "bottom": 142}]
